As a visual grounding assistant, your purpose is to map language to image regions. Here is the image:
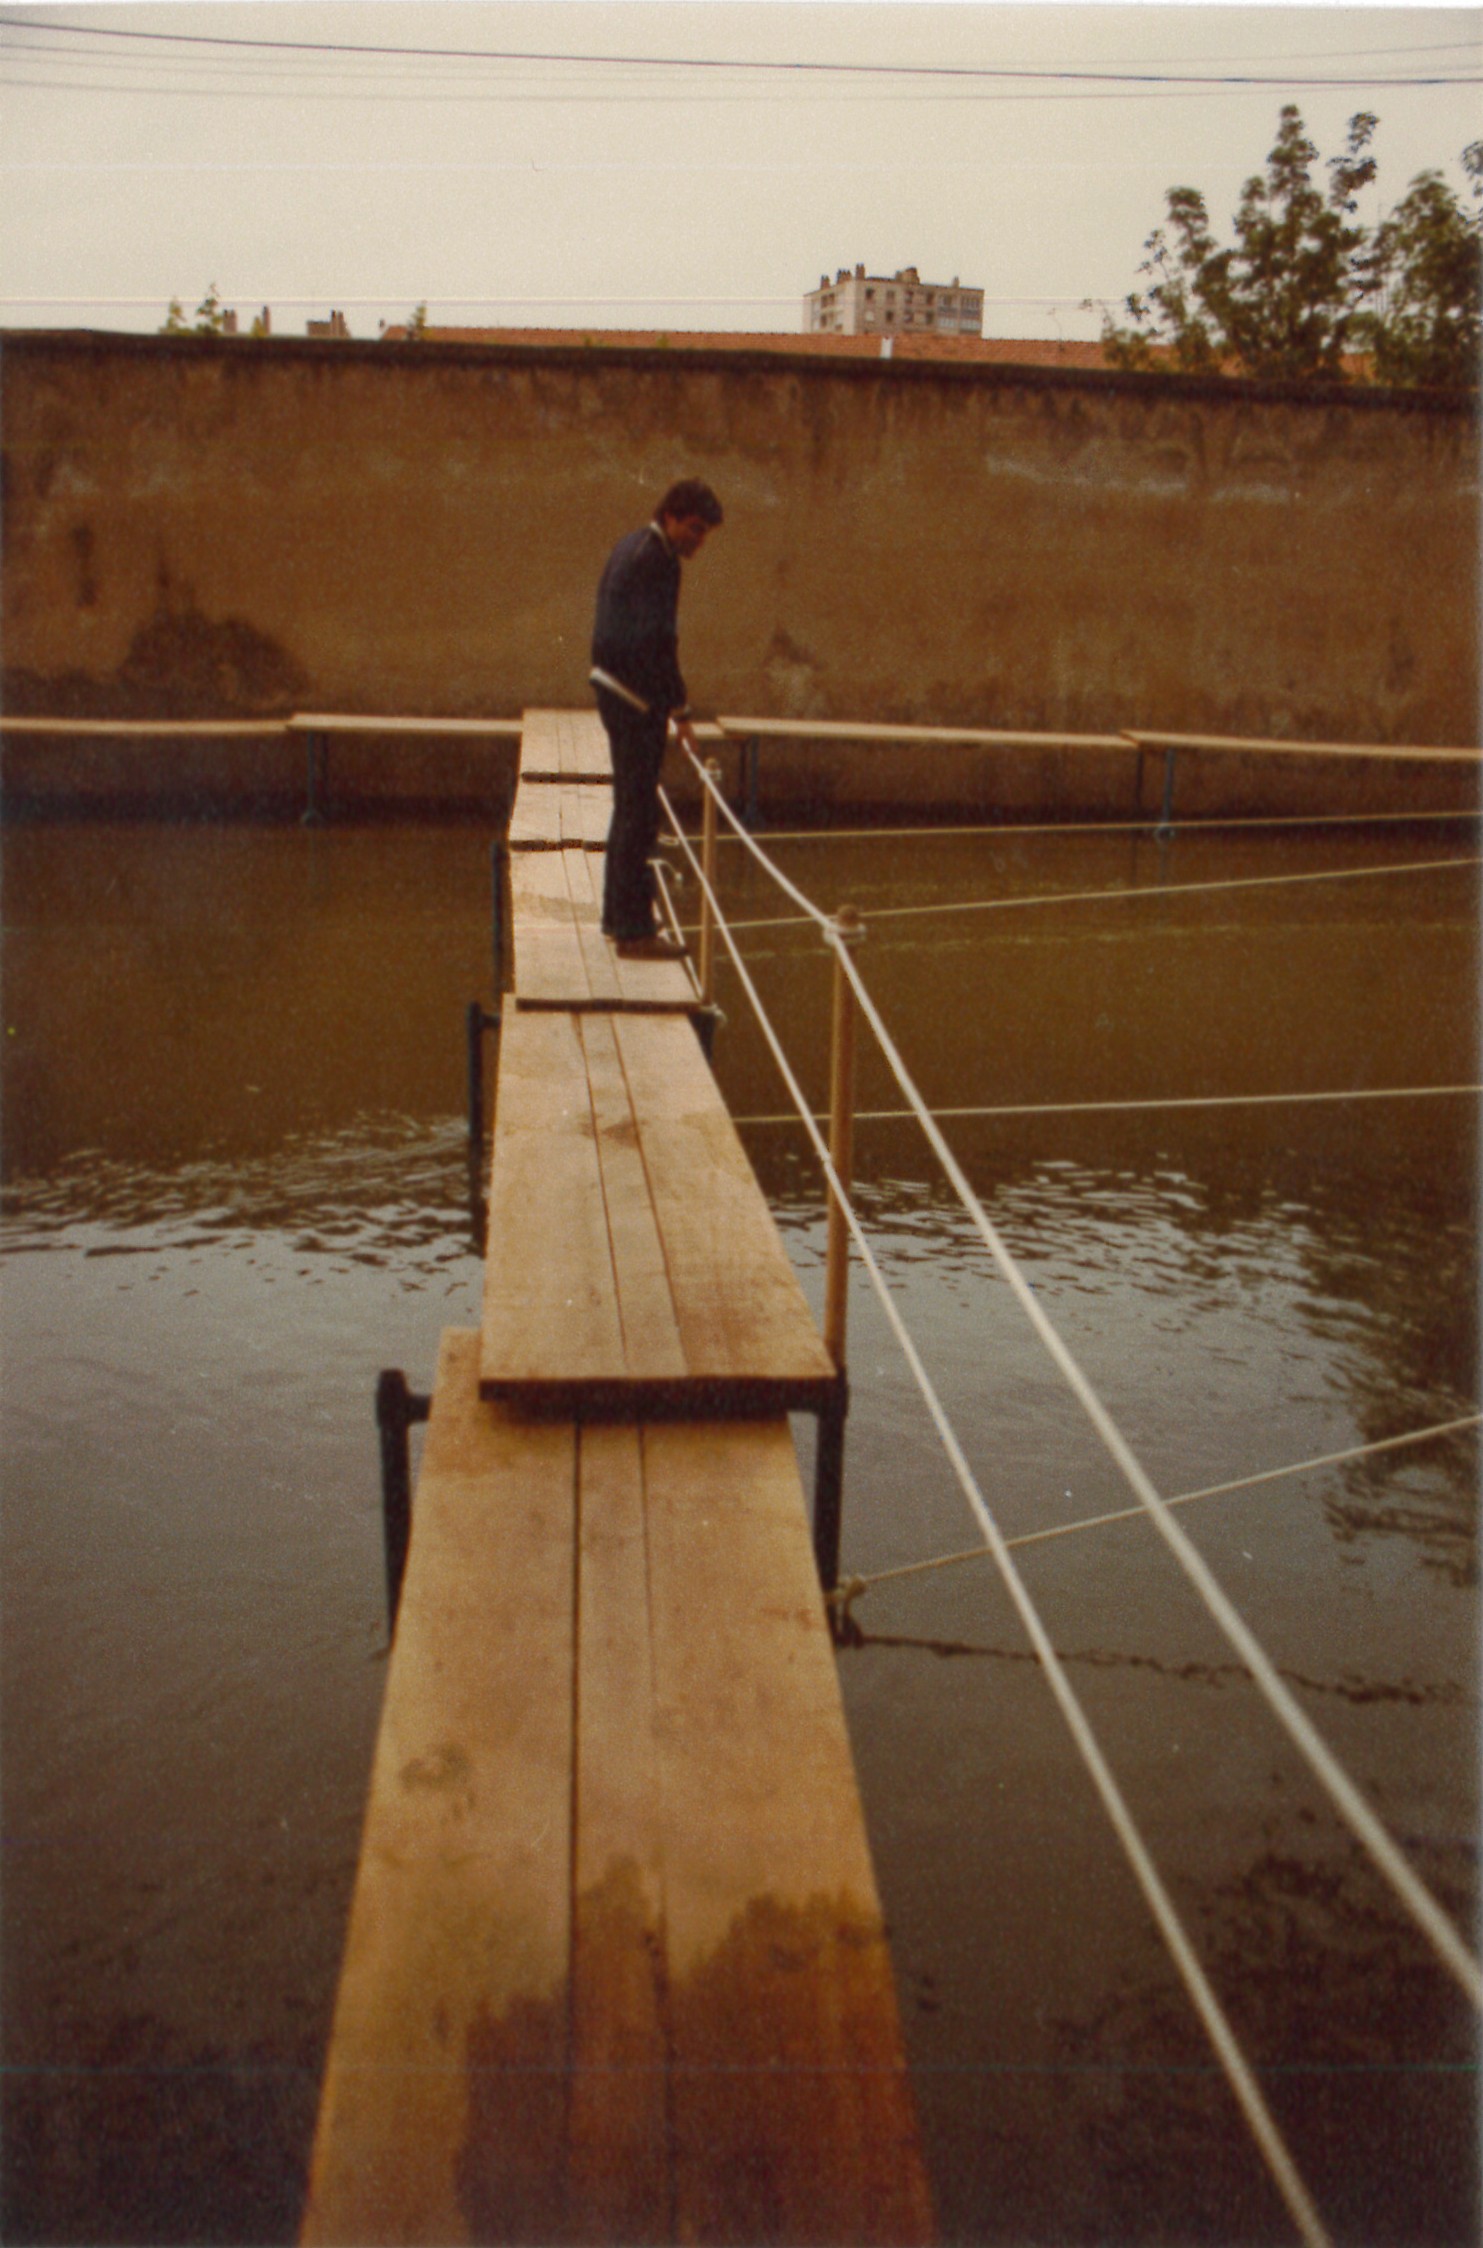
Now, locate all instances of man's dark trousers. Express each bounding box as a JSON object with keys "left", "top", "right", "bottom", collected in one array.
[{"left": 596, "top": 688, "right": 667, "bottom": 938}]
